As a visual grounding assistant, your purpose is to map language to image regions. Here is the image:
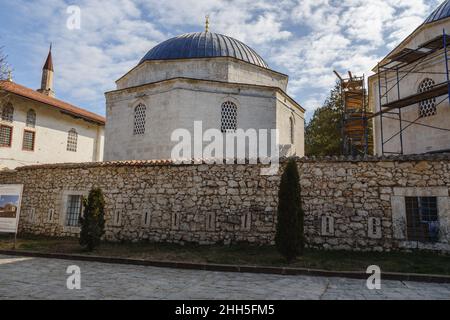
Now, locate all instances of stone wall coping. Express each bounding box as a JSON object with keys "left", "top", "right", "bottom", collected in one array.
[{"left": 2, "top": 153, "right": 450, "bottom": 172}]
